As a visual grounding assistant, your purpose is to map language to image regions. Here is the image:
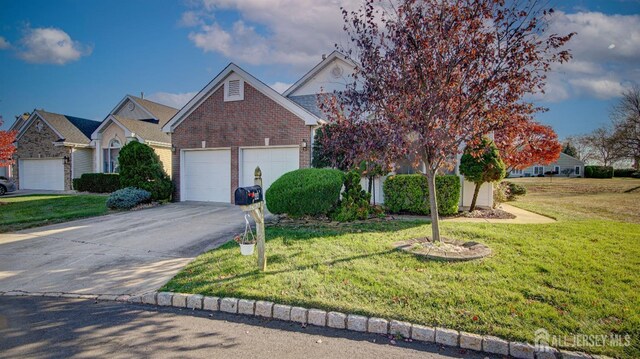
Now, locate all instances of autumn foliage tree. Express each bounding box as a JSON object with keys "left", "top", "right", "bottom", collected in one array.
[
  {"left": 494, "top": 117, "right": 562, "bottom": 172},
  {"left": 320, "top": 0, "right": 573, "bottom": 242},
  {"left": 0, "top": 118, "right": 17, "bottom": 169}
]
